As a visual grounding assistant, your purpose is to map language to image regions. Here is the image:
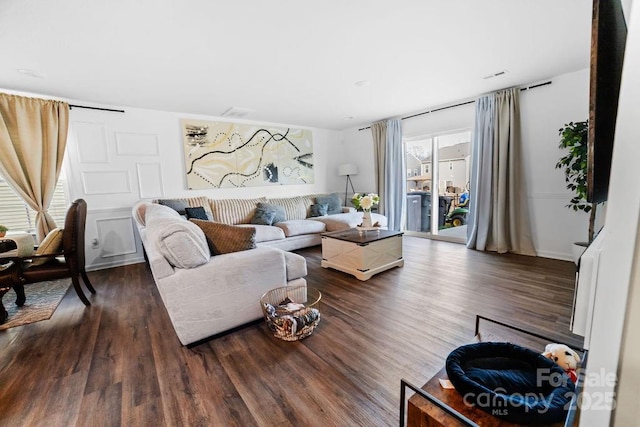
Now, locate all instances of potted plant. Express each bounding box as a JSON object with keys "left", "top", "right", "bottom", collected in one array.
[
  {"left": 555, "top": 121, "right": 598, "bottom": 263},
  {"left": 0, "top": 225, "right": 7, "bottom": 238}
]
